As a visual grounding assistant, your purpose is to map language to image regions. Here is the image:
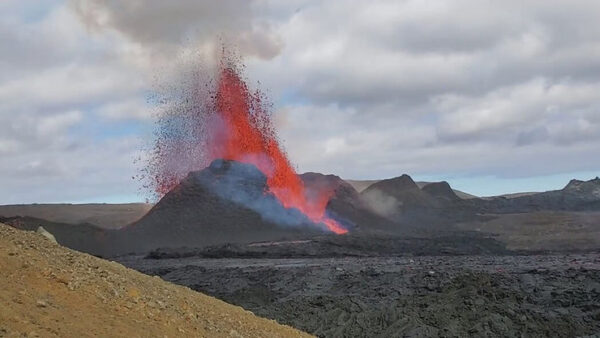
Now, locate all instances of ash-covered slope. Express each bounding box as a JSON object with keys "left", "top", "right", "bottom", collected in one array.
[
  {"left": 362, "top": 176, "right": 461, "bottom": 209},
  {"left": 421, "top": 181, "right": 461, "bottom": 202},
  {"left": 346, "top": 179, "right": 478, "bottom": 199},
  {"left": 113, "top": 160, "right": 325, "bottom": 255},
  {"left": 364, "top": 175, "right": 423, "bottom": 200},
  {"left": 300, "top": 173, "right": 412, "bottom": 235},
  {"left": 358, "top": 175, "right": 474, "bottom": 232},
  {"left": 301, "top": 172, "right": 363, "bottom": 209},
  {"left": 361, "top": 175, "right": 434, "bottom": 218}
]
